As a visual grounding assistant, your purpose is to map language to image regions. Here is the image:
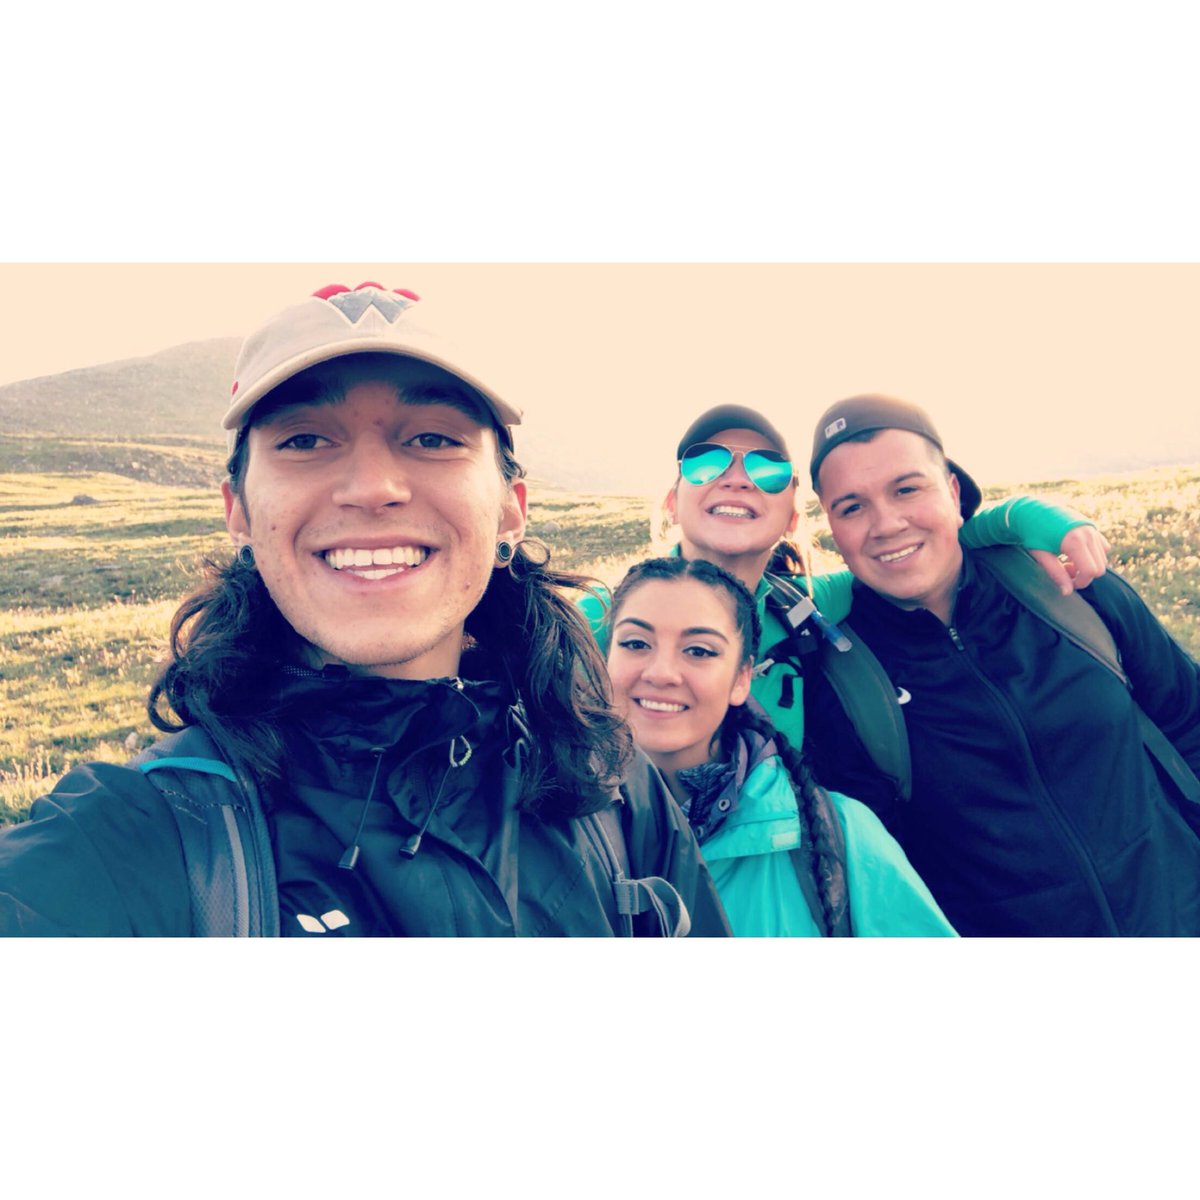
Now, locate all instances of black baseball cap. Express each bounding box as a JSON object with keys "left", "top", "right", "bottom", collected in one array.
[
  {"left": 809, "top": 393, "right": 982, "bottom": 519},
  {"left": 676, "top": 404, "right": 792, "bottom": 461}
]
